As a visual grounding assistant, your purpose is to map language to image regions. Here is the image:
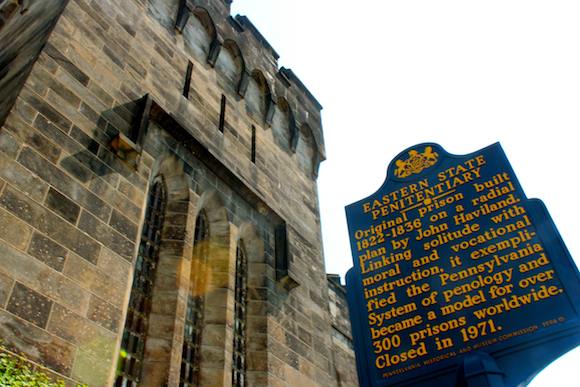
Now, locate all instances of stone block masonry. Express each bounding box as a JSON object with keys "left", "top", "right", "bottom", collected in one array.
[{"left": 0, "top": 0, "right": 357, "bottom": 386}]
